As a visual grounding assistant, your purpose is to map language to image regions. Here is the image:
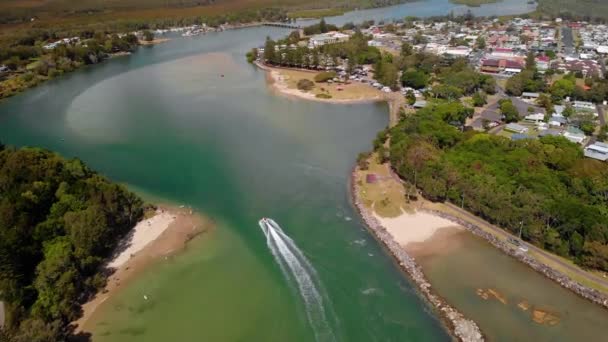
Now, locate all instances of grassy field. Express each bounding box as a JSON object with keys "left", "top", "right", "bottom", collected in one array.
[
  {"left": 274, "top": 67, "right": 385, "bottom": 101},
  {"left": 354, "top": 153, "right": 414, "bottom": 218}
]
